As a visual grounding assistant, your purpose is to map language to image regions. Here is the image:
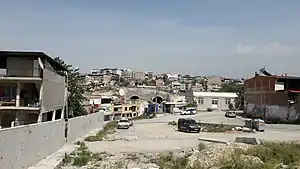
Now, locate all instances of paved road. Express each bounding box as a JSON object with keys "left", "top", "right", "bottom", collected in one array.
[{"left": 135, "top": 111, "right": 300, "bottom": 132}]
